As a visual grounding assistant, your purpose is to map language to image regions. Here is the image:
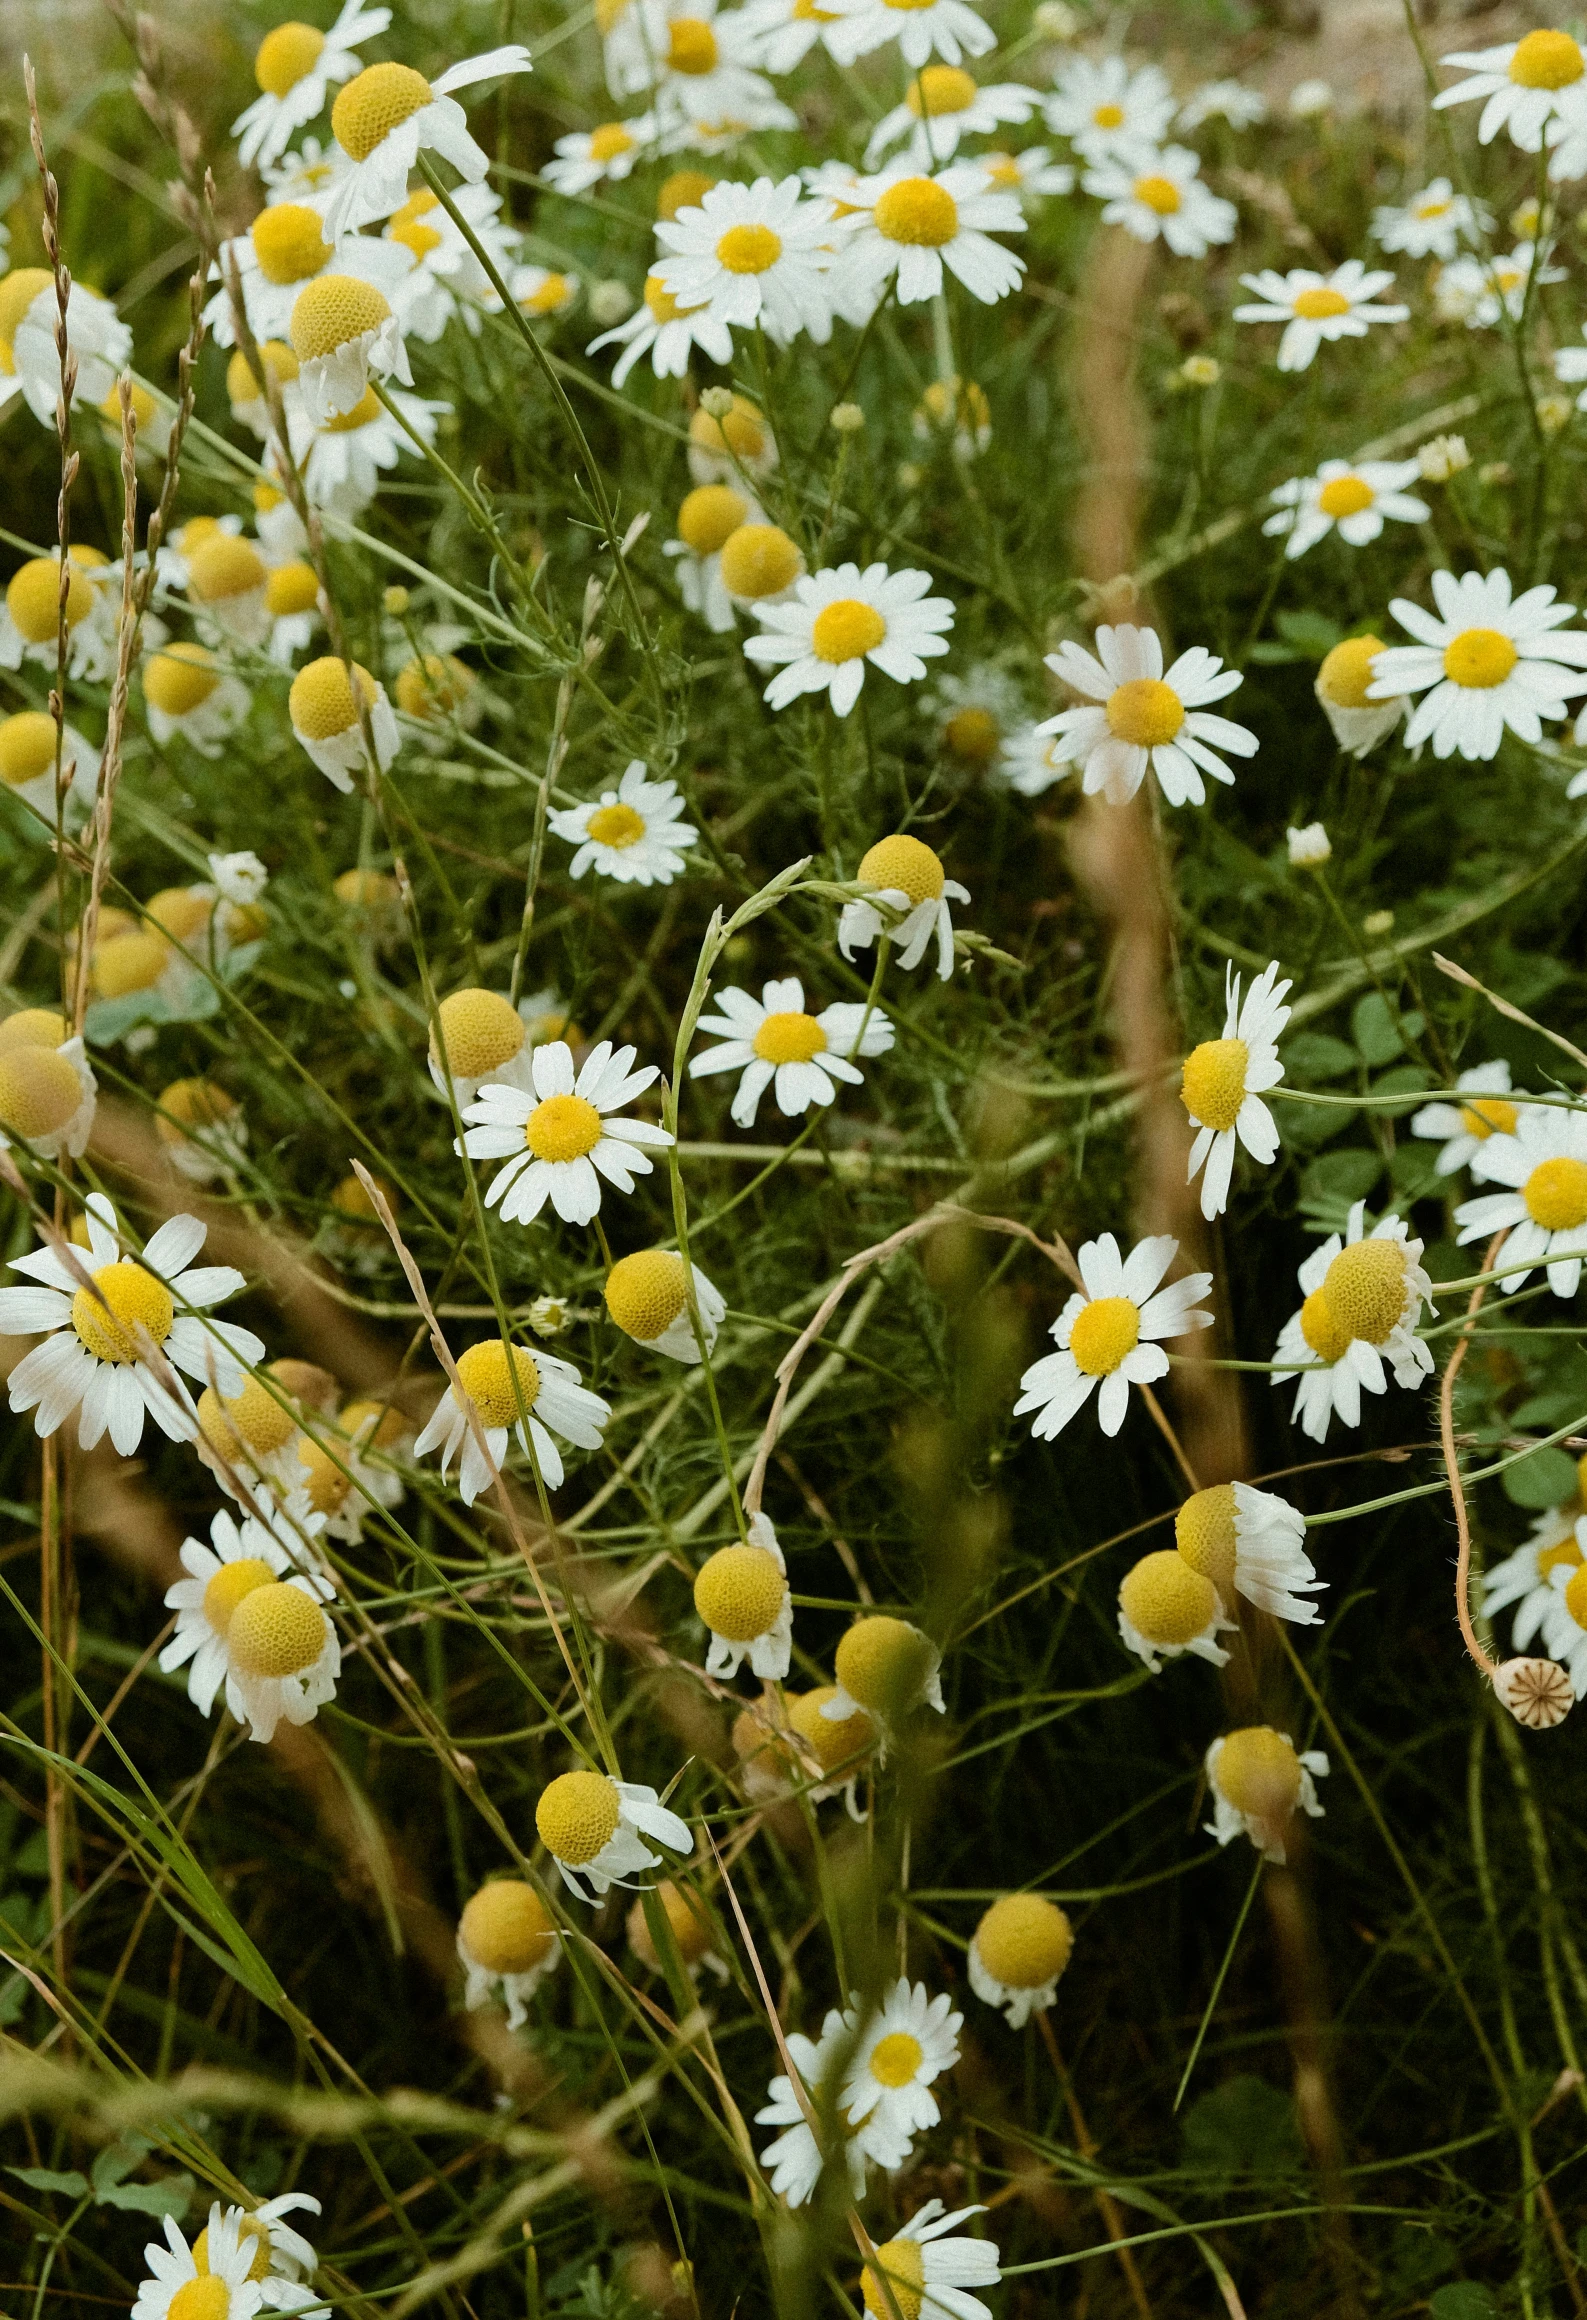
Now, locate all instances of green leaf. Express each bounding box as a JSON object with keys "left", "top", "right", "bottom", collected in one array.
[
  {"left": 1283, "top": 1032, "right": 1358, "bottom": 1082},
  {"left": 1431, "top": 2286, "right": 1499, "bottom": 2320},
  {"left": 1501, "top": 1444, "right": 1579, "bottom": 1510},
  {"left": 96, "top": 2174, "right": 194, "bottom": 2220},
  {"left": 91, "top": 2141, "right": 148, "bottom": 2194},
  {"left": 1300, "top": 1147, "right": 1383, "bottom": 1233},
  {"left": 1351, "top": 993, "right": 1424, "bottom": 1067},
  {"left": 6, "top": 2167, "right": 88, "bottom": 2197},
  {"left": 1181, "top": 2075, "right": 1303, "bottom": 2177}
]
